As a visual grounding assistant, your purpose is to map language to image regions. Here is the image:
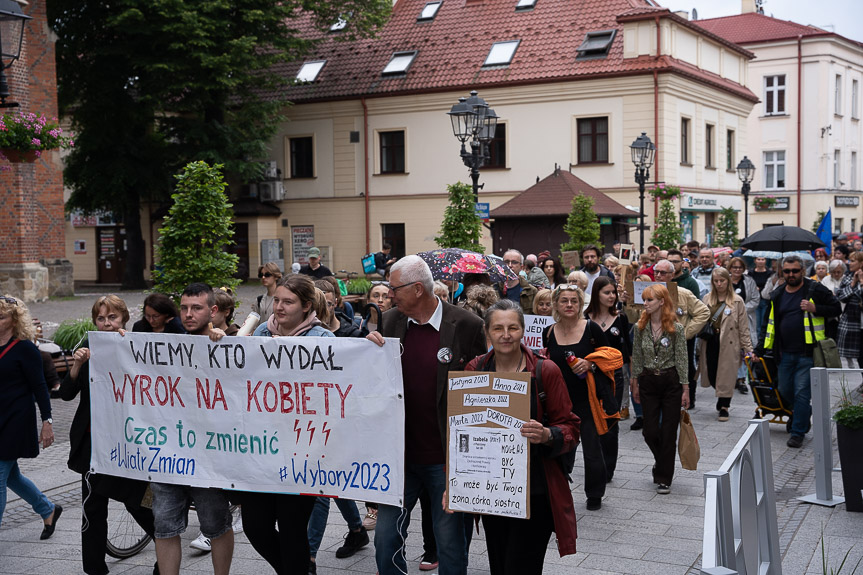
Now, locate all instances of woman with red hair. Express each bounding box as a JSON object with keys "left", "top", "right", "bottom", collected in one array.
[{"left": 630, "top": 284, "right": 689, "bottom": 495}]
